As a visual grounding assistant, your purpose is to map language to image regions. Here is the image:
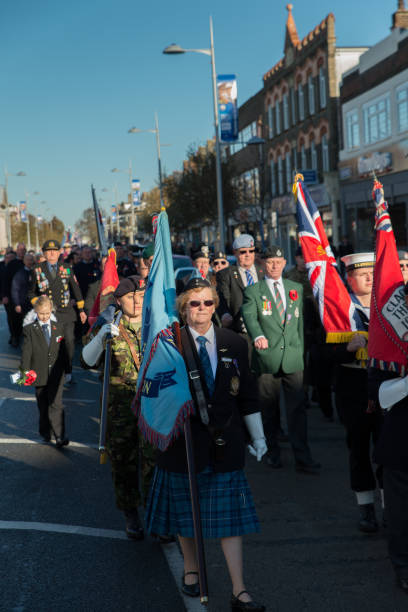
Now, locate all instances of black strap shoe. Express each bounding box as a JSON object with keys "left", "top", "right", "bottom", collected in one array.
[
  {"left": 55, "top": 437, "right": 69, "bottom": 449},
  {"left": 358, "top": 503, "right": 378, "bottom": 533},
  {"left": 231, "top": 591, "right": 266, "bottom": 611},
  {"left": 125, "top": 510, "right": 144, "bottom": 540},
  {"left": 181, "top": 572, "right": 200, "bottom": 598}
]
